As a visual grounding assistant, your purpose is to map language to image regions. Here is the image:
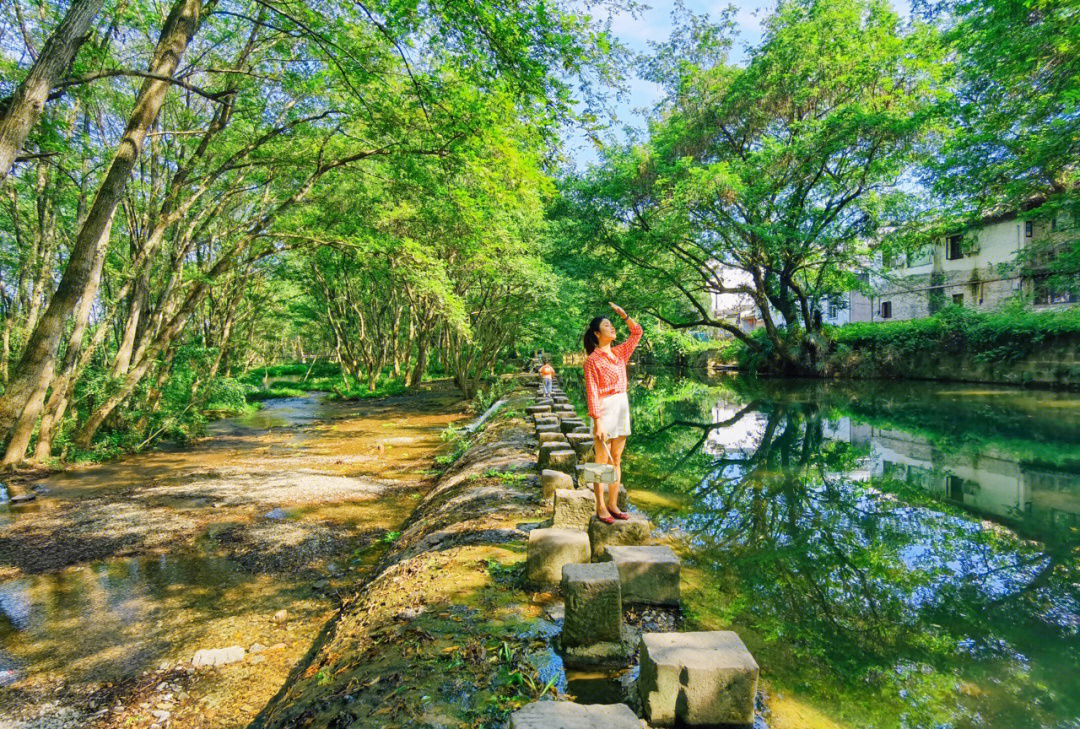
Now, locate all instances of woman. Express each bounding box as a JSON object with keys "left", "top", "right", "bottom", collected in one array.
[{"left": 583, "top": 302, "right": 642, "bottom": 524}]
